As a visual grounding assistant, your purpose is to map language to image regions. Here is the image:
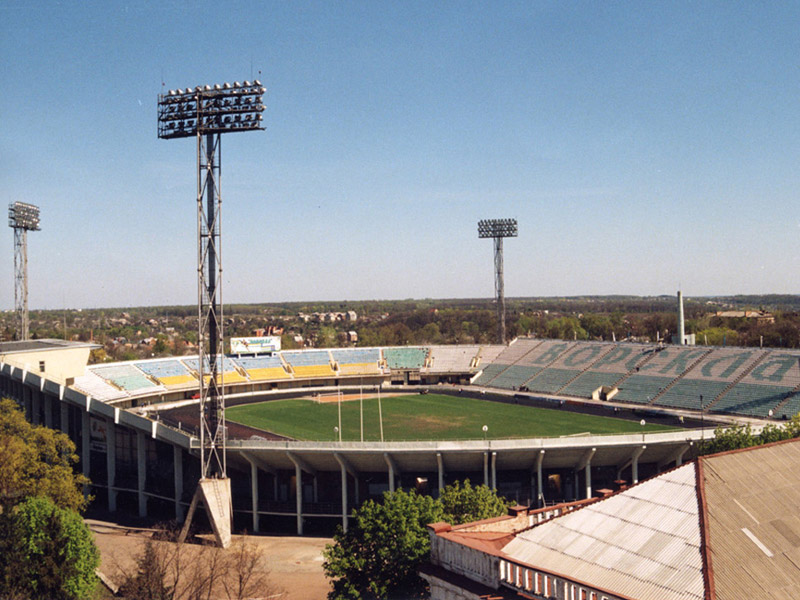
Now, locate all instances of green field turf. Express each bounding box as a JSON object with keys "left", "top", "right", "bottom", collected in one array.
[{"left": 226, "top": 393, "right": 679, "bottom": 441}]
